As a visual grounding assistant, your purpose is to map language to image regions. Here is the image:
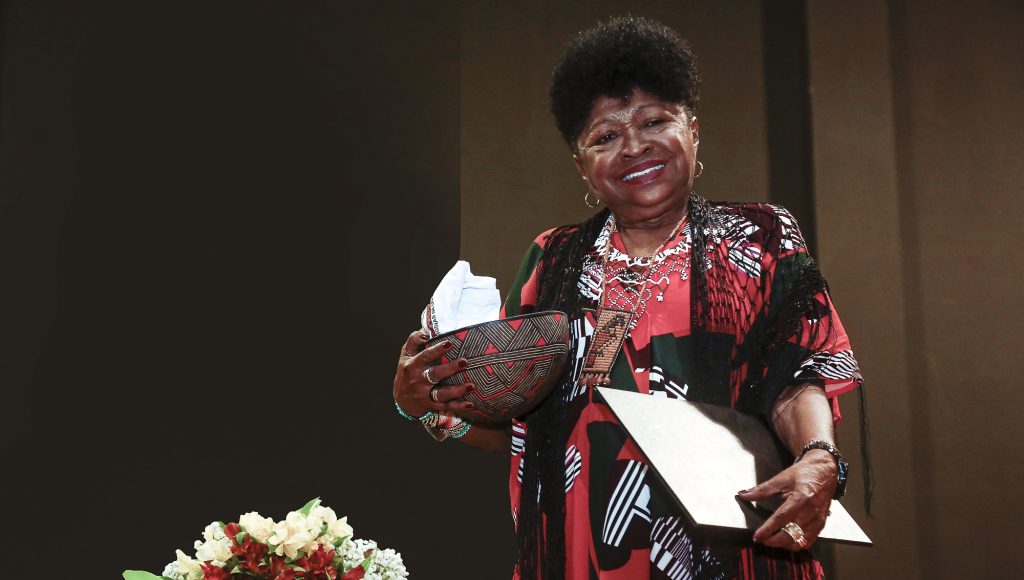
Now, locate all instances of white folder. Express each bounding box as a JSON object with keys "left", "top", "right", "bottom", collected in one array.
[{"left": 596, "top": 387, "right": 871, "bottom": 546}]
